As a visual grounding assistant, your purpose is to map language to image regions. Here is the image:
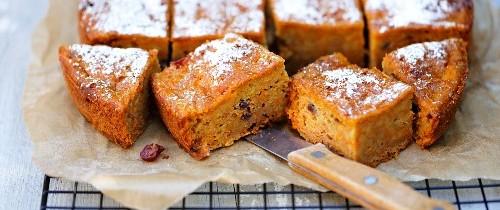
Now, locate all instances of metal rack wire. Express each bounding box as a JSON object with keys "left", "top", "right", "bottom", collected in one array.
[{"left": 41, "top": 176, "right": 500, "bottom": 210}]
